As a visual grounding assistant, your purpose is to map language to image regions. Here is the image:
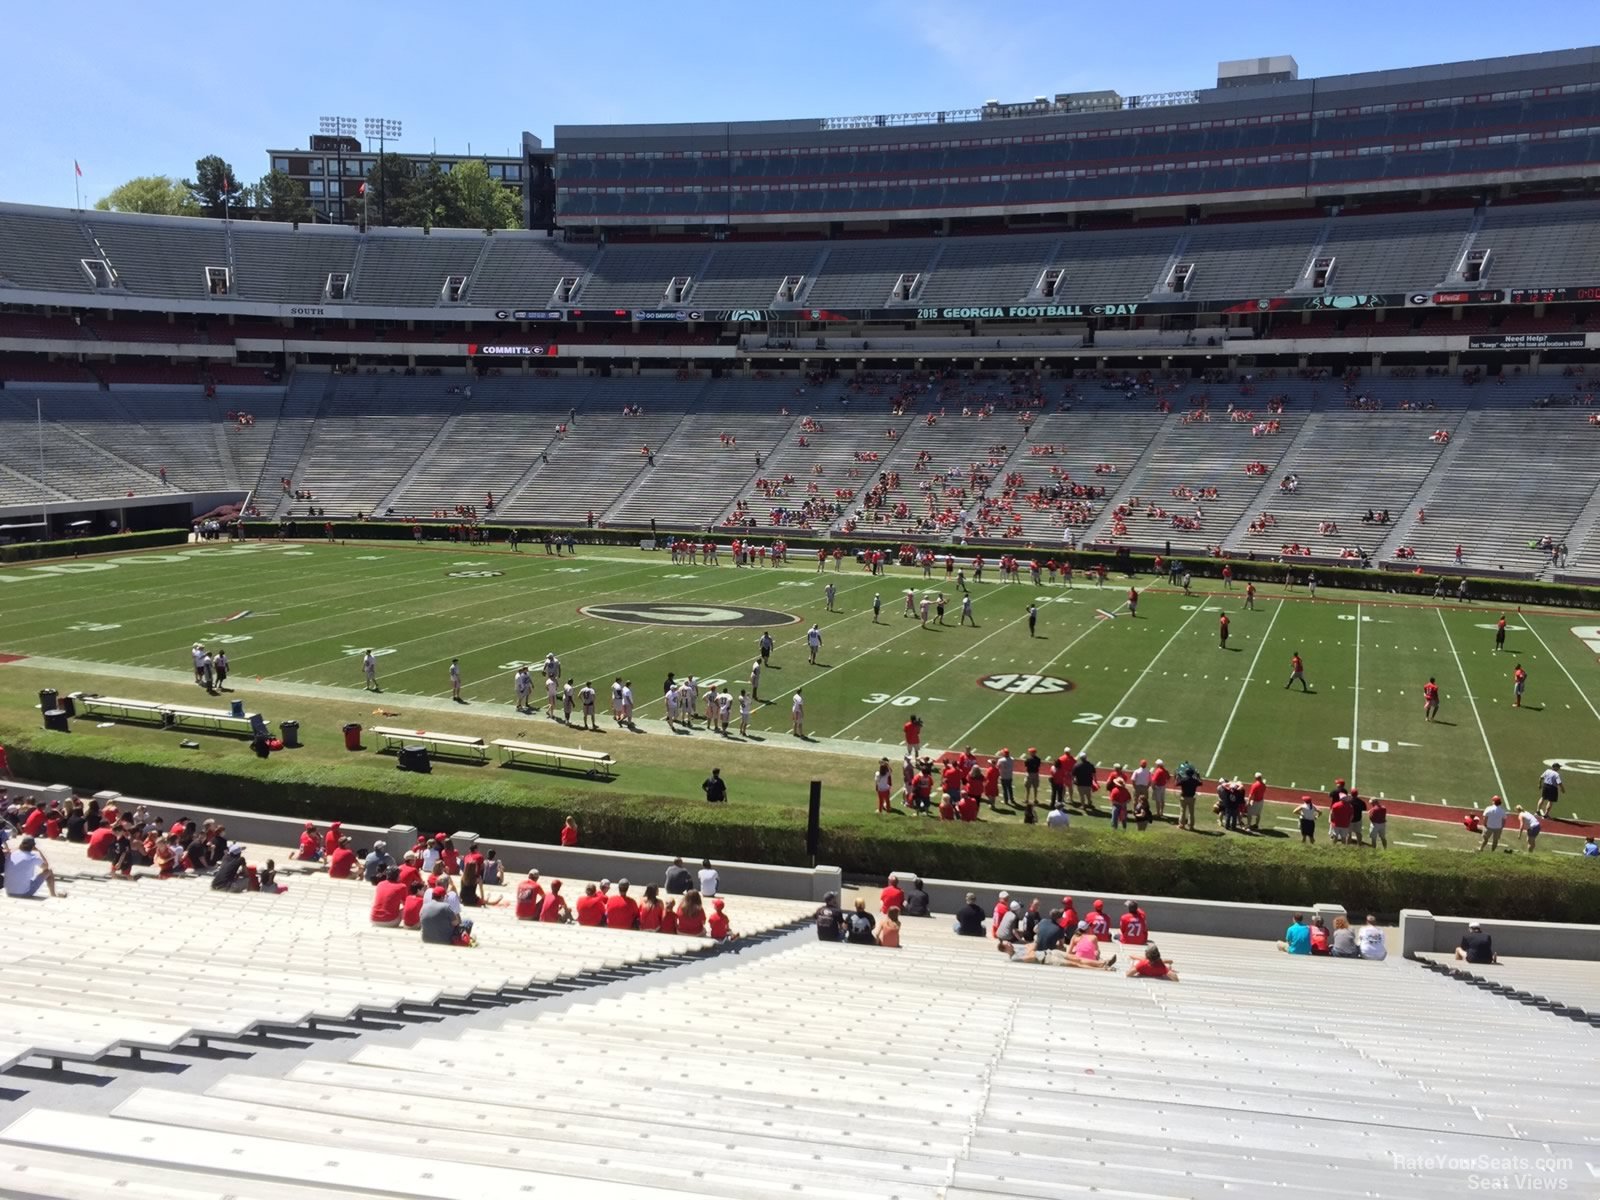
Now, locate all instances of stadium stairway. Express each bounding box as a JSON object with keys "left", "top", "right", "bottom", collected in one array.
[
  {"left": 1215, "top": 411, "right": 1325, "bottom": 546},
  {"left": 371, "top": 412, "right": 467, "bottom": 514},
  {"left": 2, "top": 920, "right": 1594, "bottom": 1197},
  {"left": 1551, "top": 480, "right": 1600, "bottom": 579},
  {"left": 1371, "top": 411, "right": 1478, "bottom": 561},
  {"left": 257, "top": 372, "right": 334, "bottom": 510},
  {"left": 1413, "top": 954, "right": 1600, "bottom": 1025}
]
